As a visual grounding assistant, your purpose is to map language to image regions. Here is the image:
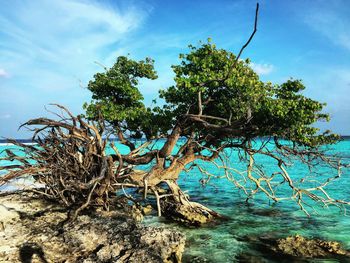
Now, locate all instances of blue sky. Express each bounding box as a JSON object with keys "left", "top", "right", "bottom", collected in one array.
[{"left": 0, "top": 0, "right": 350, "bottom": 138}]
